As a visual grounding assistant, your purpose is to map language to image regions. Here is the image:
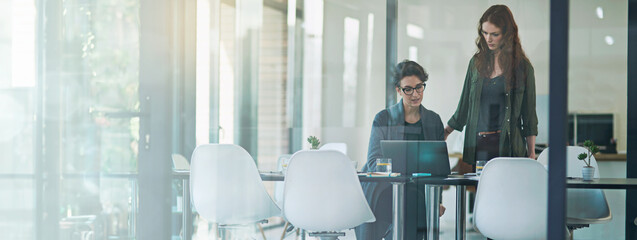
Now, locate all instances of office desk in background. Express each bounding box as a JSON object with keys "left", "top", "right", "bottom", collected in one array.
[{"left": 567, "top": 178, "right": 637, "bottom": 189}]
